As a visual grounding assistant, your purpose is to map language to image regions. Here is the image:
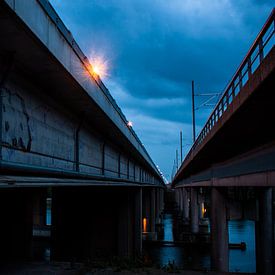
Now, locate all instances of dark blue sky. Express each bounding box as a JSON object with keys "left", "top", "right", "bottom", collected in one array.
[{"left": 51, "top": 0, "right": 274, "bottom": 181}]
